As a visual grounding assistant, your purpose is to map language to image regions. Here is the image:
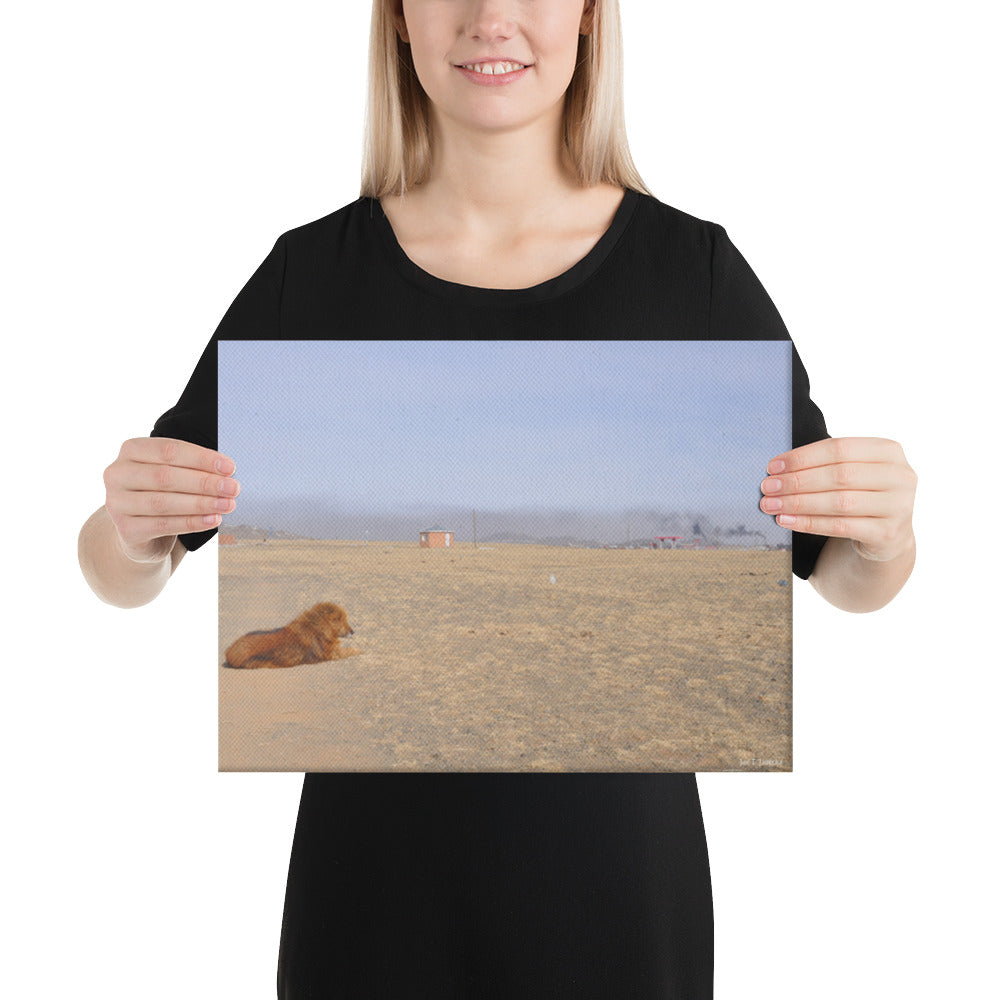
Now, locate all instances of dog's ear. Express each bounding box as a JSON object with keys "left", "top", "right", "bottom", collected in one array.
[{"left": 301, "top": 613, "right": 332, "bottom": 659}]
